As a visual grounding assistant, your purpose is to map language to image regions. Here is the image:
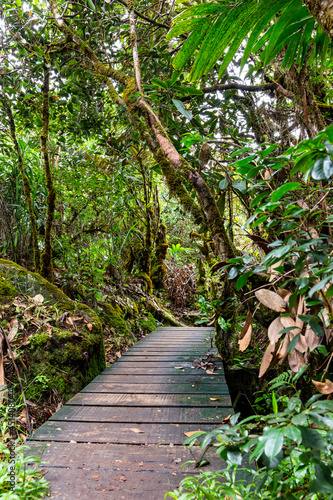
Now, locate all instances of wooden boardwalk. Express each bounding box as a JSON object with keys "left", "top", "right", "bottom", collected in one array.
[{"left": 27, "top": 327, "right": 233, "bottom": 499}]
